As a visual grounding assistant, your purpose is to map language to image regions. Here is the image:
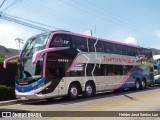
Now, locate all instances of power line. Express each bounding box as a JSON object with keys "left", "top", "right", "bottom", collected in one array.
[
  {"left": 0, "top": 1, "right": 153, "bottom": 47},
  {"left": 18, "top": 1, "right": 93, "bottom": 30},
  {"left": 83, "top": 0, "right": 151, "bottom": 31},
  {"left": 0, "top": 0, "right": 6, "bottom": 9},
  {"left": 2, "top": 0, "right": 21, "bottom": 12},
  {"left": 0, "top": 12, "right": 60, "bottom": 32},
  {"left": 83, "top": 0, "right": 150, "bottom": 31},
  {"left": 3, "top": 13, "right": 62, "bottom": 30},
  {"left": 17, "top": 0, "right": 129, "bottom": 38},
  {"left": 60, "top": 0, "right": 153, "bottom": 34},
  {"left": 18, "top": 0, "right": 144, "bottom": 40}
]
